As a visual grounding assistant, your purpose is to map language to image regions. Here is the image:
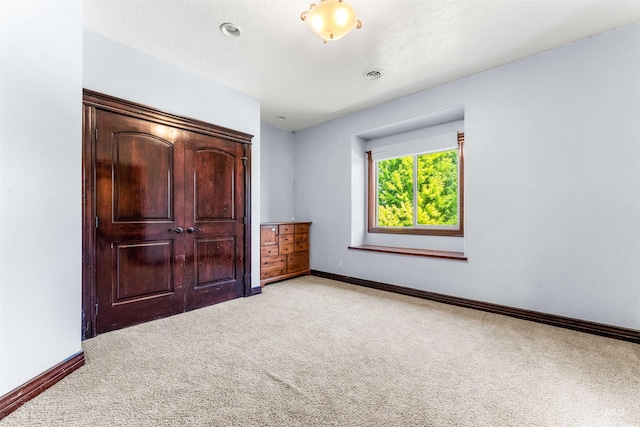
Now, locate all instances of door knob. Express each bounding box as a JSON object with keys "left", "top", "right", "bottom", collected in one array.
[
  {"left": 169, "top": 227, "right": 184, "bottom": 233},
  {"left": 187, "top": 227, "right": 201, "bottom": 233}
]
